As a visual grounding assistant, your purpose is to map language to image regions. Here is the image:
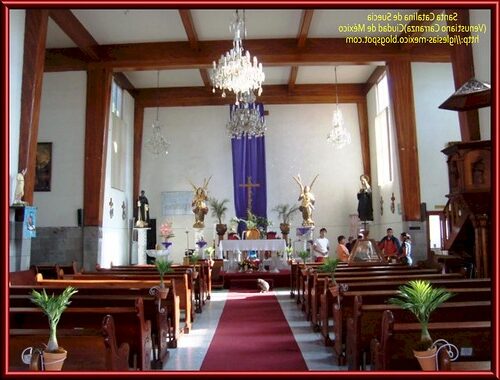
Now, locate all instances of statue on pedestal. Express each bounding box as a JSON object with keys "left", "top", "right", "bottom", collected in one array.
[
  {"left": 357, "top": 174, "right": 373, "bottom": 221},
  {"left": 13, "top": 168, "right": 28, "bottom": 205},
  {"left": 293, "top": 174, "right": 319, "bottom": 227},
  {"left": 136, "top": 190, "right": 149, "bottom": 227},
  {"left": 190, "top": 176, "right": 211, "bottom": 229}
]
